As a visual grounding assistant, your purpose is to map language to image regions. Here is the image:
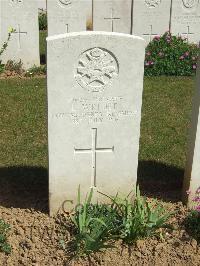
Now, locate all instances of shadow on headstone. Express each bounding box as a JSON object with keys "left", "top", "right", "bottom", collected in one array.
[
  {"left": 137, "top": 160, "right": 184, "bottom": 203},
  {"left": 0, "top": 166, "right": 48, "bottom": 213}
]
